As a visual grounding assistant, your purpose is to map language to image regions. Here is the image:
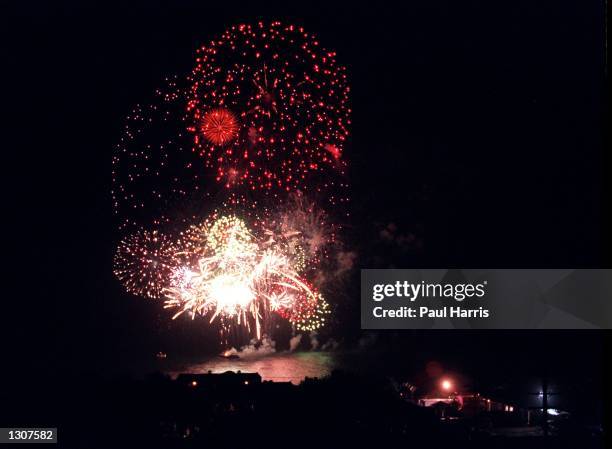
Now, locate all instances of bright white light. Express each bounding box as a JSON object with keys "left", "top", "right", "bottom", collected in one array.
[
  {"left": 163, "top": 215, "right": 323, "bottom": 338},
  {"left": 210, "top": 274, "right": 254, "bottom": 313},
  {"left": 441, "top": 379, "right": 453, "bottom": 391}
]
